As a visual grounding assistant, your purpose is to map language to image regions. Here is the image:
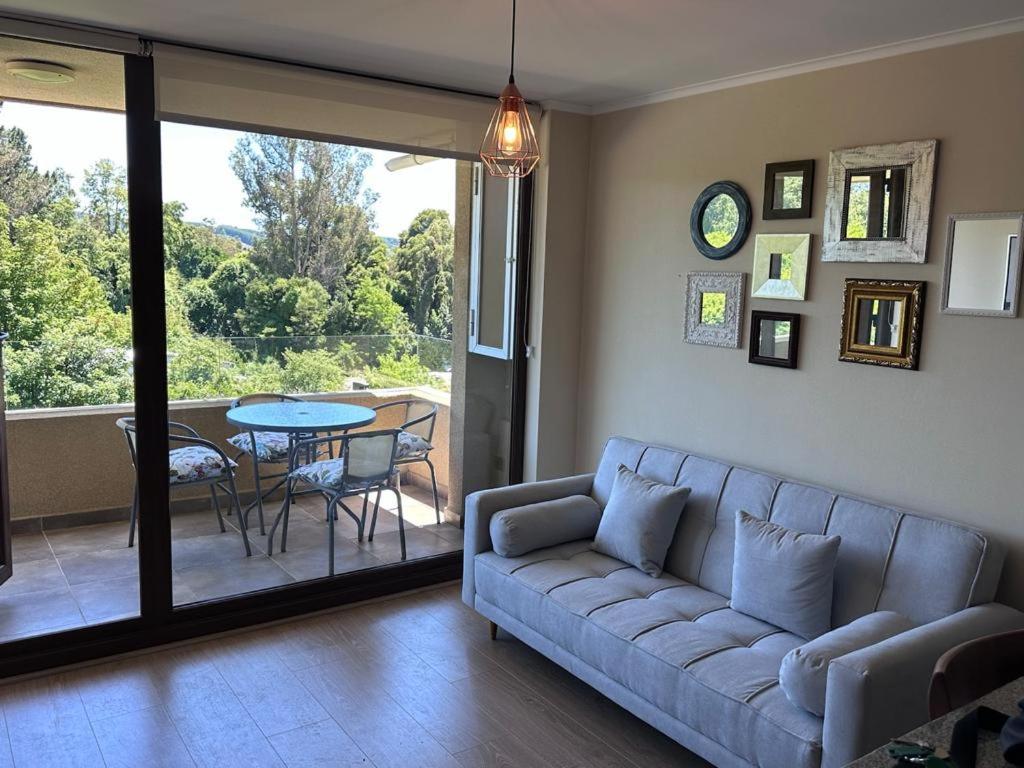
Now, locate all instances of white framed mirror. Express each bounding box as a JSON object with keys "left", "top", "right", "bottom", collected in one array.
[{"left": 941, "top": 212, "right": 1024, "bottom": 317}]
